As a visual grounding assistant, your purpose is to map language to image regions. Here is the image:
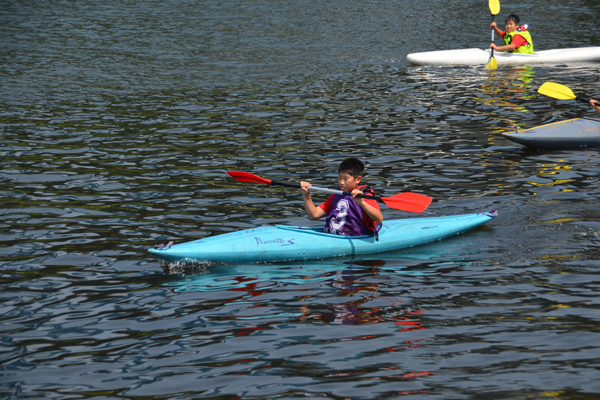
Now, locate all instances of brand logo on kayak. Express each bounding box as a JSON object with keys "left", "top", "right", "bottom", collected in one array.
[
  {"left": 421, "top": 225, "right": 438, "bottom": 230},
  {"left": 580, "top": 126, "right": 600, "bottom": 135},
  {"left": 254, "top": 237, "right": 295, "bottom": 246}
]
